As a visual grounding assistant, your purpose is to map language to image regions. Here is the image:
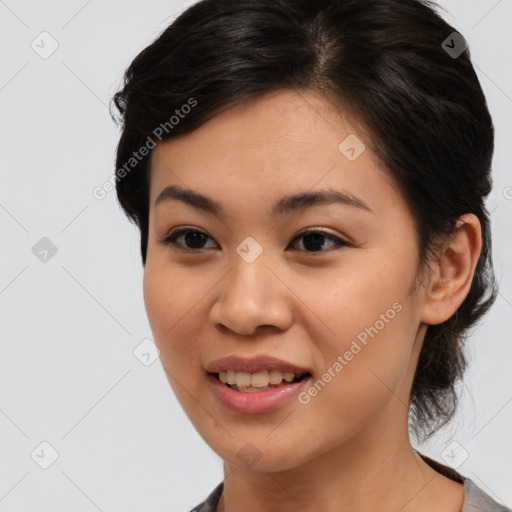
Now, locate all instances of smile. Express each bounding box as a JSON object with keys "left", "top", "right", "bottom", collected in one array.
[
  {"left": 207, "top": 371, "right": 313, "bottom": 414},
  {"left": 215, "top": 370, "right": 311, "bottom": 392}
]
